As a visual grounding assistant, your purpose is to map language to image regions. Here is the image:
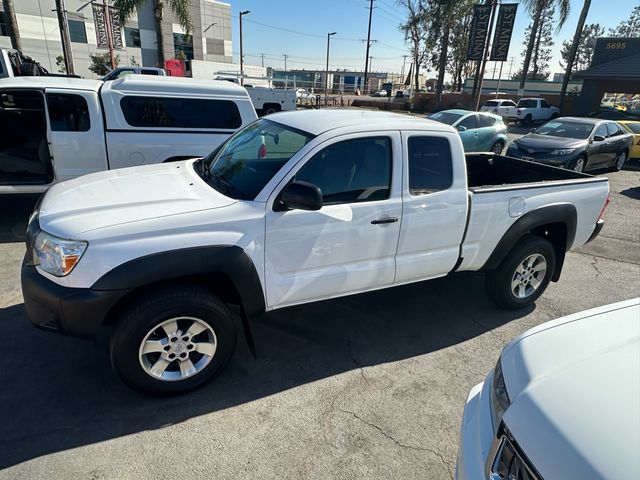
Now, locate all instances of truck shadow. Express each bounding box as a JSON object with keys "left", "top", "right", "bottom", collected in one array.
[
  {"left": 0, "top": 193, "right": 40, "bottom": 244},
  {"left": 0, "top": 272, "right": 531, "bottom": 468}
]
